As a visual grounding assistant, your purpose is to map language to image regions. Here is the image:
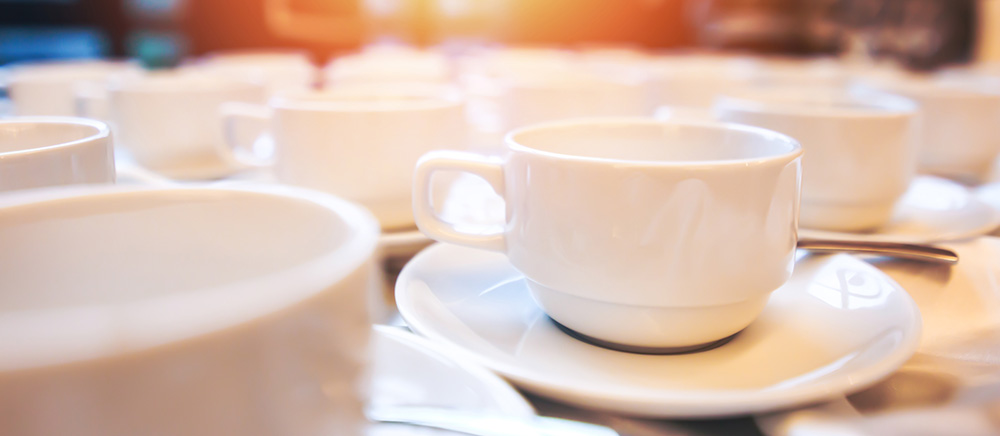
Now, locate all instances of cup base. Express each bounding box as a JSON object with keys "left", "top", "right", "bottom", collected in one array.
[
  {"left": 800, "top": 199, "right": 896, "bottom": 232},
  {"left": 526, "top": 279, "right": 771, "bottom": 349},
  {"left": 551, "top": 318, "right": 739, "bottom": 355}
]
